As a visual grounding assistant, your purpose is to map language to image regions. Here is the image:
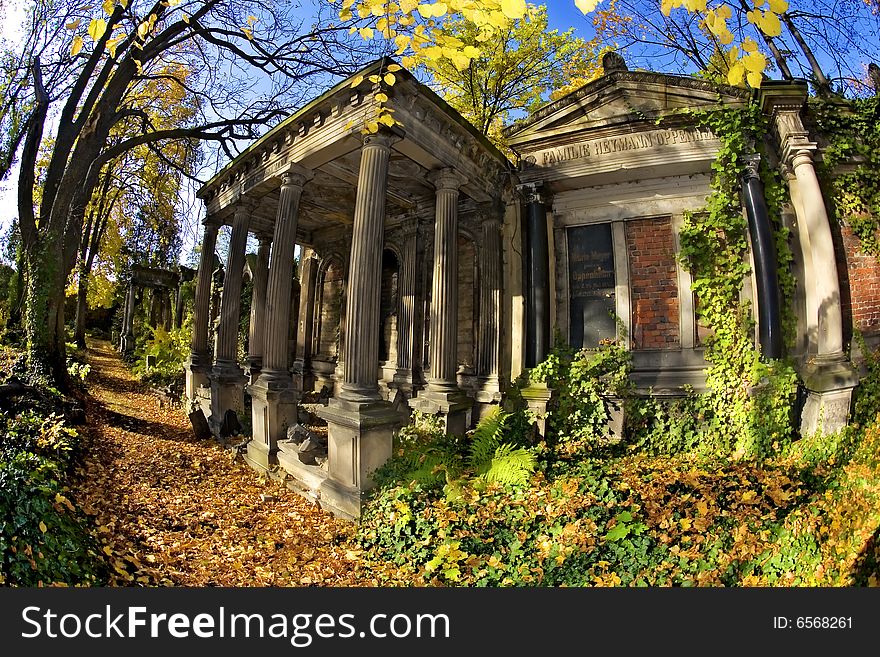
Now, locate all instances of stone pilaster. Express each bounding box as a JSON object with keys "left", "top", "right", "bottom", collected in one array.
[
  {"left": 185, "top": 222, "right": 218, "bottom": 402},
  {"left": 248, "top": 164, "right": 312, "bottom": 468},
  {"left": 210, "top": 197, "right": 255, "bottom": 436},
  {"left": 760, "top": 83, "right": 858, "bottom": 435},
  {"left": 409, "top": 168, "right": 472, "bottom": 435},
  {"left": 247, "top": 236, "right": 272, "bottom": 378},
  {"left": 293, "top": 249, "right": 319, "bottom": 392},
  {"left": 317, "top": 131, "right": 407, "bottom": 520},
  {"left": 476, "top": 210, "right": 504, "bottom": 404}
]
